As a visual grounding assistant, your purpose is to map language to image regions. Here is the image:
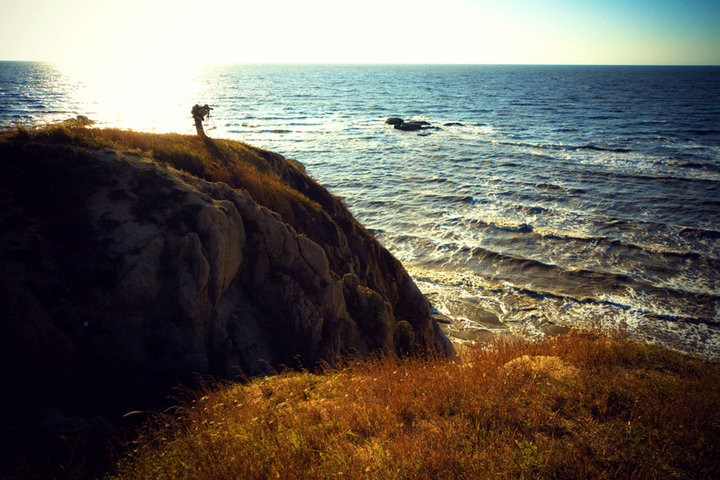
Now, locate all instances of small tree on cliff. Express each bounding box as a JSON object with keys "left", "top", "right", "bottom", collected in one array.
[{"left": 191, "top": 104, "right": 212, "bottom": 137}]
